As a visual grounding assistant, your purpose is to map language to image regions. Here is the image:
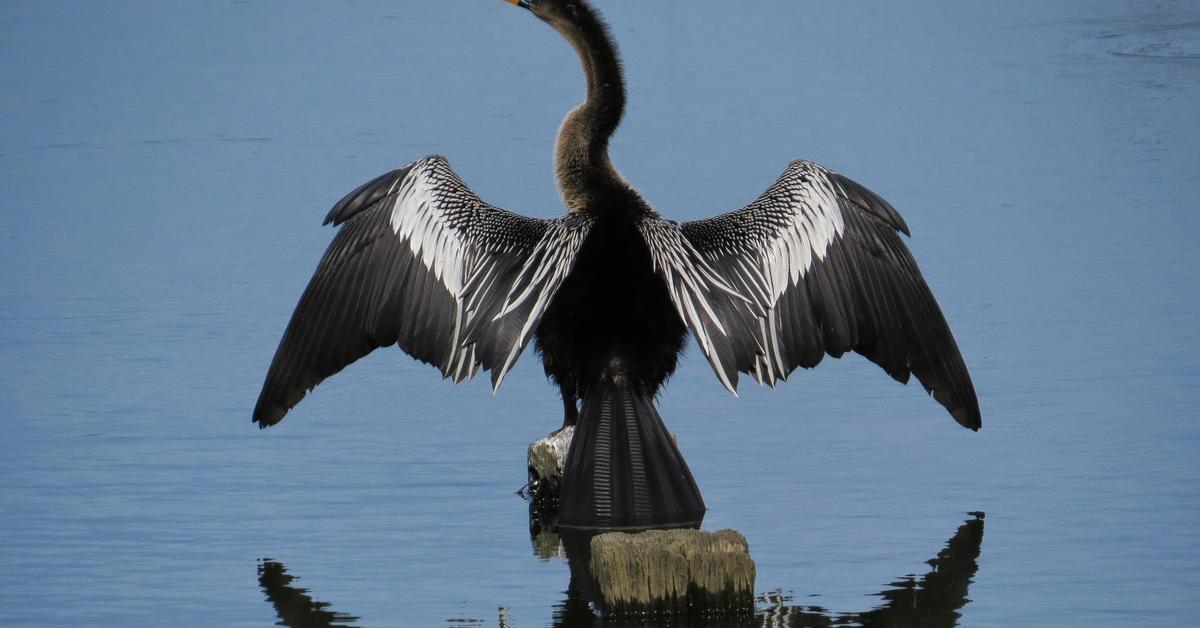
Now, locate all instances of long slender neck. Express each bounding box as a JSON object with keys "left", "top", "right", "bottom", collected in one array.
[{"left": 552, "top": 5, "right": 628, "bottom": 211}]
